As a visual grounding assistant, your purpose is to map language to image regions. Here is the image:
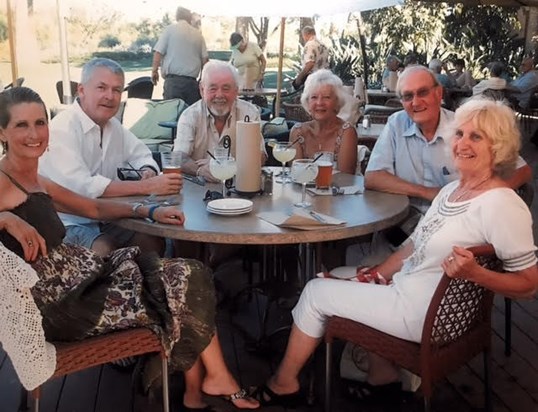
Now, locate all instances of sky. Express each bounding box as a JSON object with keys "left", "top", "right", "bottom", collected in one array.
[{"left": 35, "top": 0, "right": 181, "bottom": 21}]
